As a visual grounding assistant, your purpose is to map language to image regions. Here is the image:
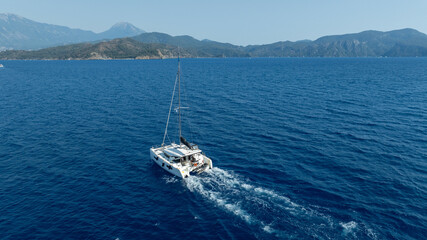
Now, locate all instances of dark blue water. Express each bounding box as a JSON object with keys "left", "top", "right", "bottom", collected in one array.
[{"left": 0, "top": 58, "right": 426, "bottom": 239}]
